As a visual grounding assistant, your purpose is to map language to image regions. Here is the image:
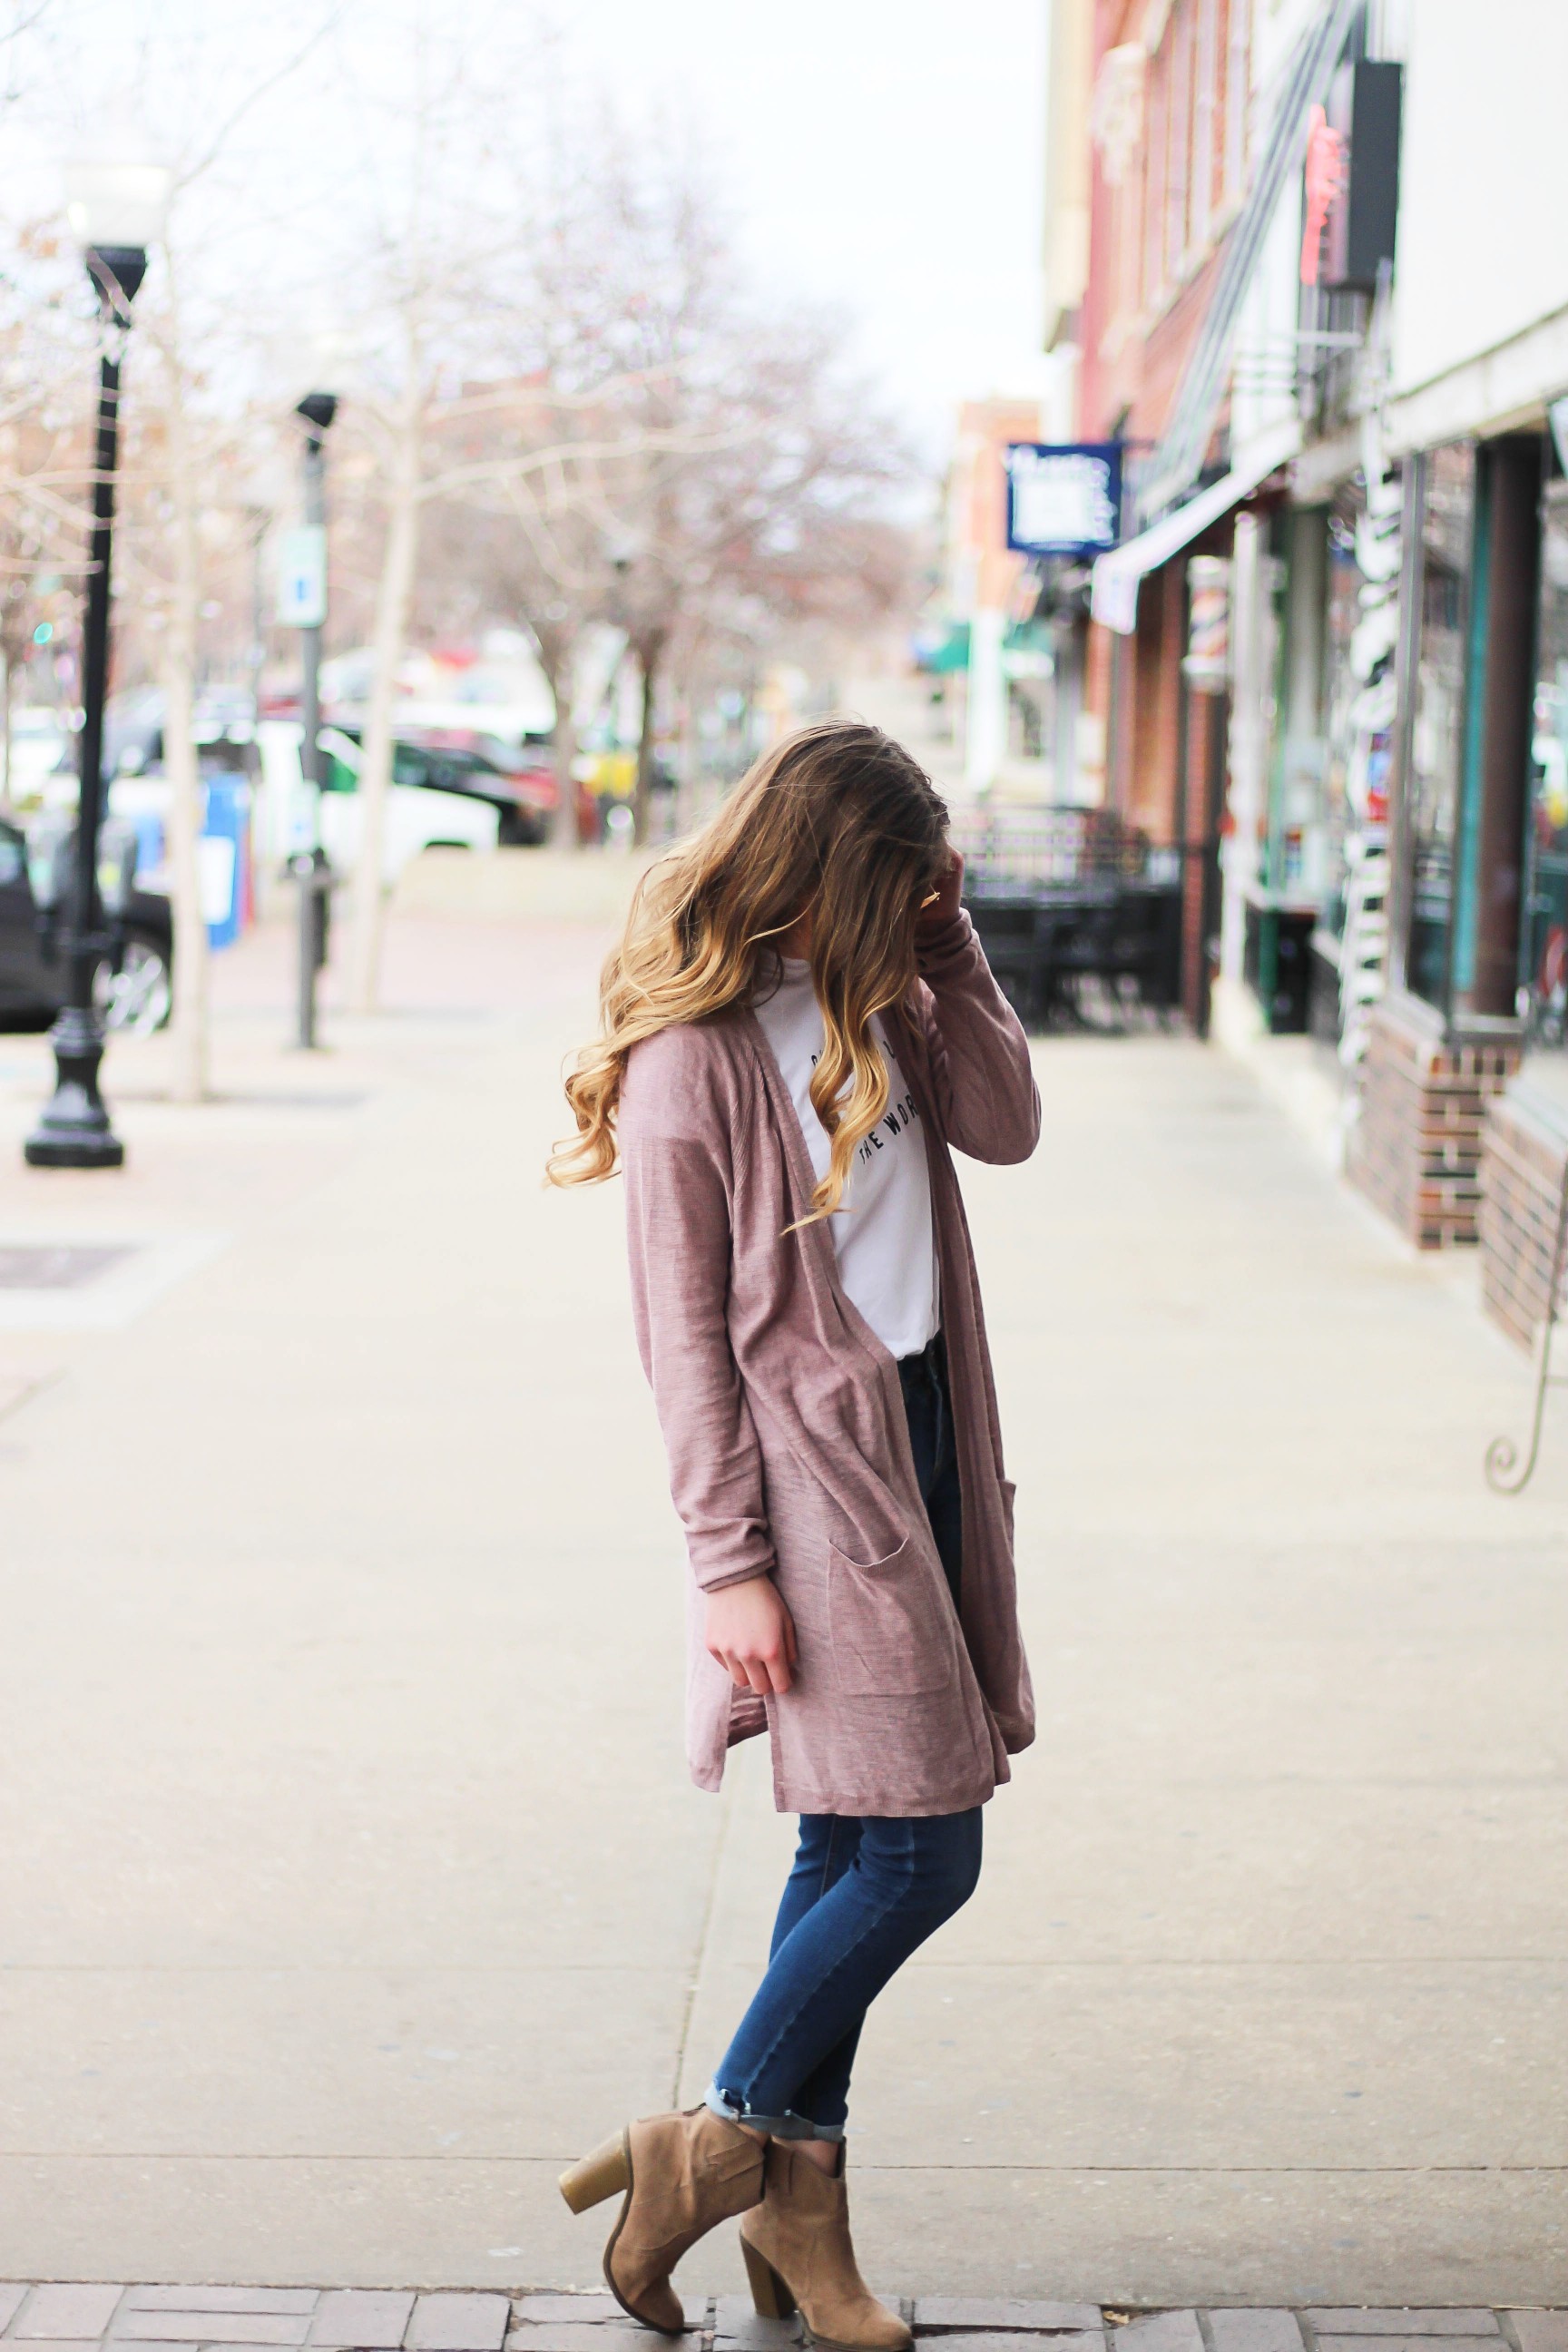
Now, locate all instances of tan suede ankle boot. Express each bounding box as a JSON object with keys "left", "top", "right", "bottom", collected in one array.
[
  {"left": 559, "top": 2105, "right": 765, "bottom": 2334},
  {"left": 739, "top": 2140, "right": 911, "bottom": 2352}
]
